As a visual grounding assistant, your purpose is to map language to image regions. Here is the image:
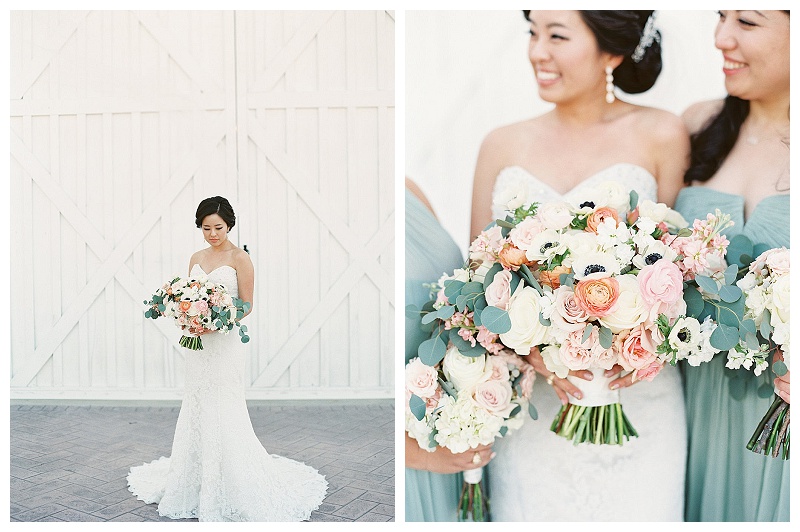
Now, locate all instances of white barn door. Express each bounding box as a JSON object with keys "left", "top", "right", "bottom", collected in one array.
[{"left": 10, "top": 10, "right": 395, "bottom": 401}]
